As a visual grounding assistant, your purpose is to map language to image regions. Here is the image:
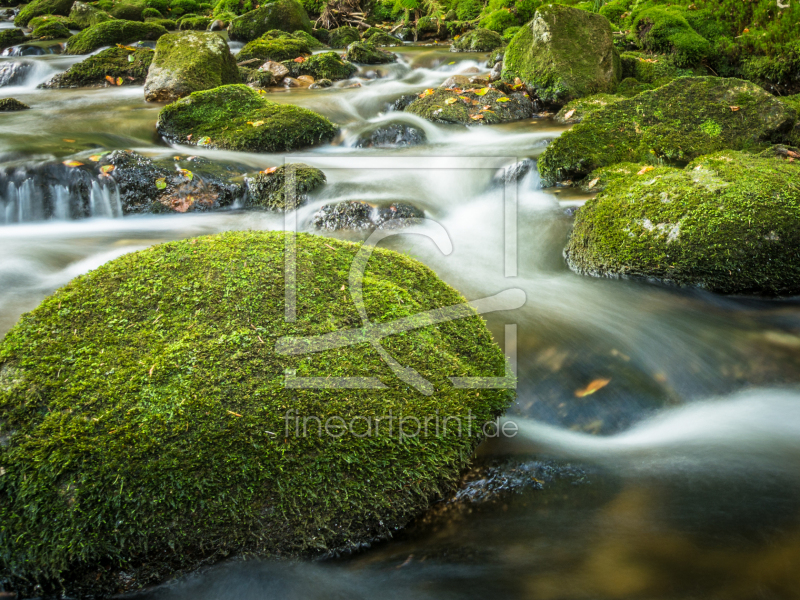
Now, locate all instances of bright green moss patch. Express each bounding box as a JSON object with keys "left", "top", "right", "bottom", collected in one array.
[
  {"left": 43, "top": 46, "right": 153, "bottom": 88},
  {"left": 291, "top": 28, "right": 326, "bottom": 49},
  {"left": 538, "top": 76, "right": 797, "bottom": 185},
  {"left": 178, "top": 15, "right": 212, "bottom": 29},
  {"left": 227, "top": 0, "right": 312, "bottom": 42},
  {"left": 237, "top": 33, "right": 310, "bottom": 63},
  {"left": 245, "top": 163, "right": 325, "bottom": 210},
  {"left": 565, "top": 151, "right": 800, "bottom": 295},
  {"left": 156, "top": 84, "right": 337, "bottom": 151},
  {"left": 30, "top": 19, "right": 72, "bottom": 39},
  {"left": 405, "top": 87, "right": 534, "bottom": 126},
  {"left": 65, "top": 19, "right": 168, "bottom": 54},
  {"left": 13, "top": 0, "right": 73, "bottom": 26},
  {"left": 0, "top": 231, "right": 511, "bottom": 597},
  {"left": 451, "top": 27, "right": 504, "bottom": 52},
  {"left": 282, "top": 51, "right": 356, "bottom": 81},
  {"left": 631, "top": 6, "right": 711, "bottom": 67},
  {"left": 361, "top": 29, "right": 400, "bottom": 47},
  {"left": 555, "top": 93, "right": 623, "bottom": 124}
]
